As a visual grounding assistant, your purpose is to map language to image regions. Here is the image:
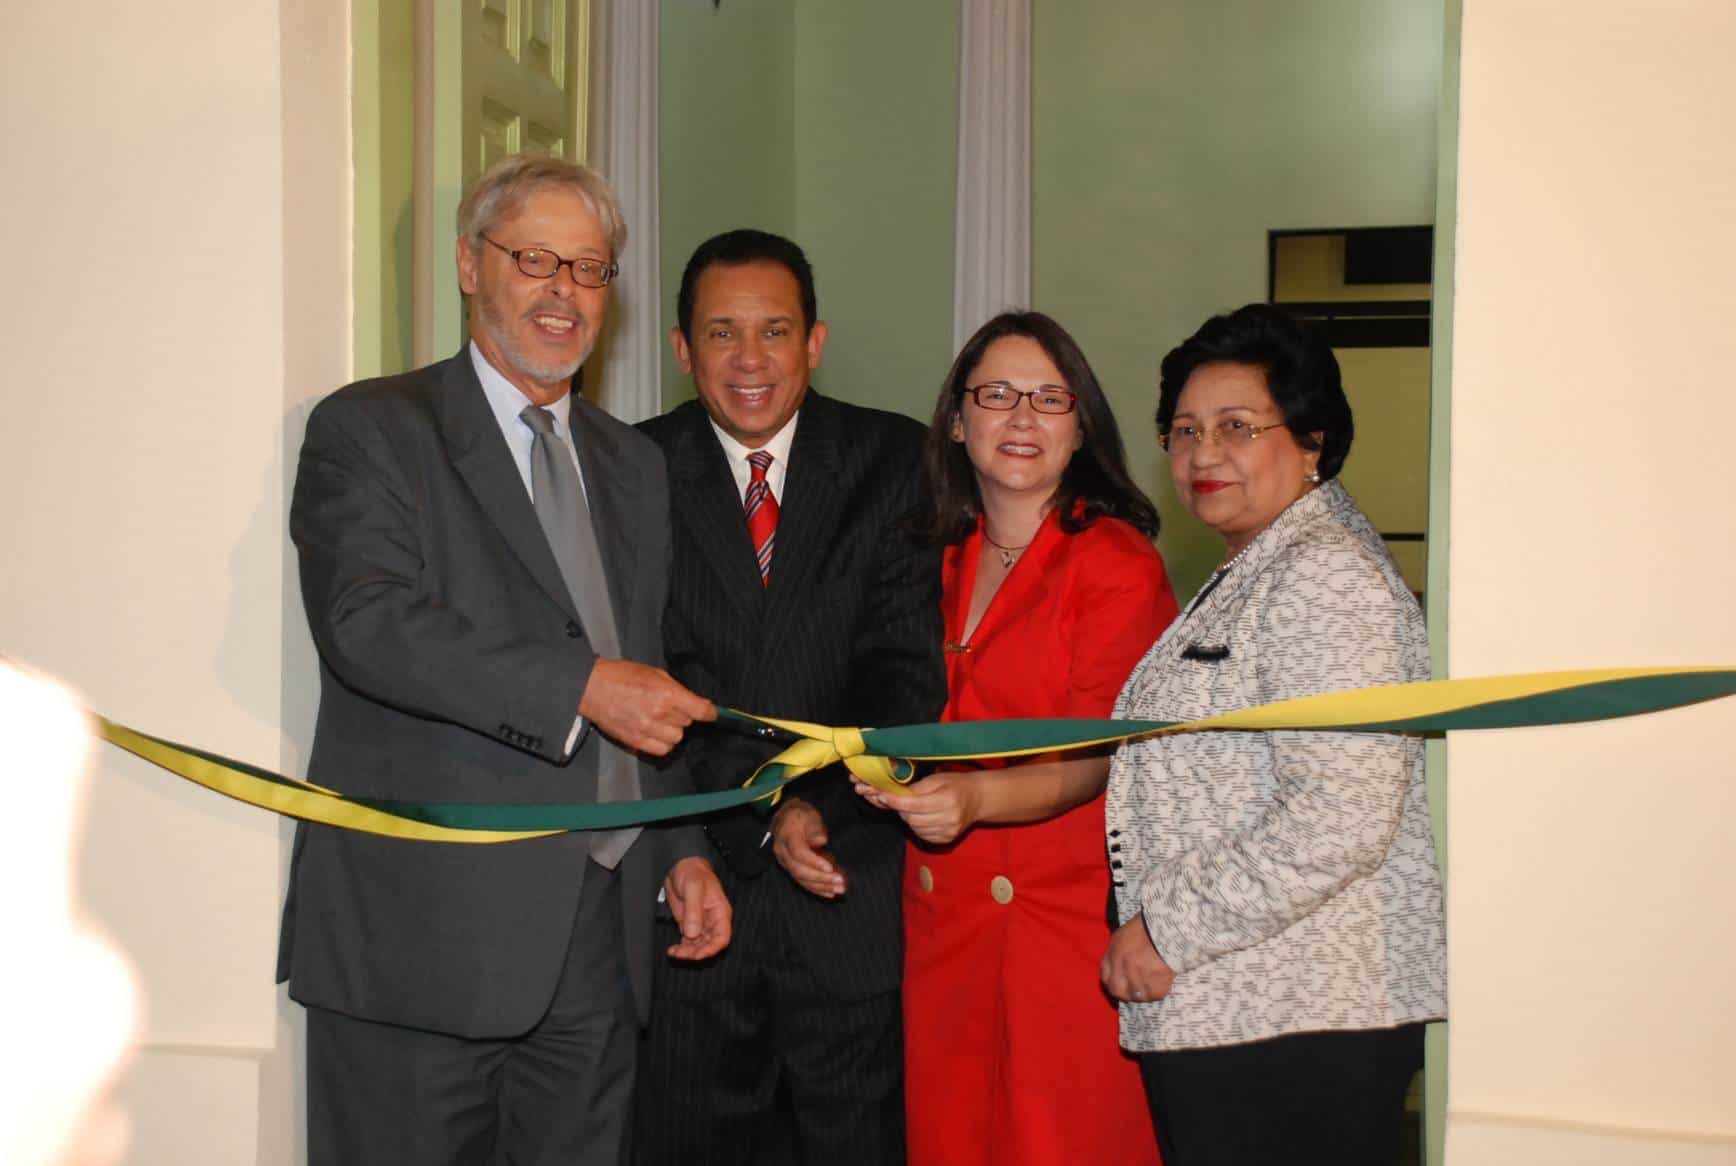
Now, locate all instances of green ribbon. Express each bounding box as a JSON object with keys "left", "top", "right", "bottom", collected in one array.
[{"left": 99, "top": 667, "right": 1736, "bottom": 843}]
